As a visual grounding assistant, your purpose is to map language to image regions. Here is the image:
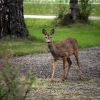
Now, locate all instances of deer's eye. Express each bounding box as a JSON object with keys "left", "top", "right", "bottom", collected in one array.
[{"left": 50, "top": 37, "right": 52, "bottom": 38}]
